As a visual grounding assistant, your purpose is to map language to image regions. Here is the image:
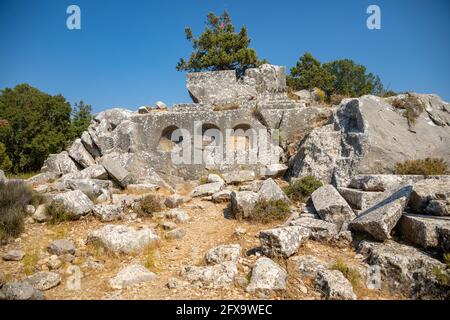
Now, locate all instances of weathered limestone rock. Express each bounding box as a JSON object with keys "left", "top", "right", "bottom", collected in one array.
[
  {"left": 87, "top": 224, "right": 159, "bottom": 254},
  {"left": 222, "top": 170, "right": 256, "bottom": 184},
  {"left": 230, "top": 191, "right": 259, "bottom": 219},
  {"left": 41, "top": 151, "right": 79, "bottom": 175},
  {"left": 52, "top": 190, "right": 94, "bottom": 218},
  {"left": 258, "top": 178, "right": 289, "bottom": 202},
  {"left": 291, "top": 255, "right": 328, "bottom": 278},
  {"left": 0, "top": 282, "right": 44, "bottom": 300},
  {"left": 311, "top": 185, "right": 355, "bottom": 226},
  {"left": 259, "top": 226, "right": 311, "bottom": 258},
  {"left": 349, "top": 186, "right": 412, "bottom": 240},
  {"left": 32, "top": 204, "right": 51, "bottom": 222},
  {"left": 246, "top": 257, "right": 287, "bottom": 292},
  {"left": 26, "top": 271, "right": 61, "bottom": 291},
  {"left": 101, "top": 156, "right": 132, "bottom": 188},
  {"left": 337, "top": 187, "right": 382, "bottom": 210},
  {"left": 397, "top": 214, "right": 450, "bottom": 249},
  {"left": 348, "top": 174, "right": 425, "bottom": 192},
  {"left": 126, "top": 183, "right": 160, "bottom": 193},
  {"left": 165, "top": 228, "right": 186, "bottom": 240},
  {"left": 81, "top": 131, "right": 101, "bottom": 158},
  {"left": 315, "top": 269, "right": 357, "bottom": 300},
  {"left": 64, "top": 178, "right": 111, "bottom": 198},
  {"left": 161, "top": 221, "right": 178, "bottom": 230},
  {"left": 189, "top": 181, "right": 224, "bottom": 197},
  {"left": 358, "top": 240, "right": 448, "bottom": 299},
  {"left": 109, "top": 265, "right": 156, "bottom": 289},
  {"left": 288, "top": 95, "right": 450, "bottom": 185},
  {"left": 76, "top": 164, "right": 108, "bottom": 180},
  {"left": 2, "top": 250, "right": 25, "bottom": 261},
  {"left": 205, "top": 244, "right": 241, "bottom": 265},
  {"left": 93, "top": 204, "right": 124, "bottom": 222},
  {"left": 289, "top": 218, "right": 339, "bottom": 235},
  {"left": 181, "top": 262, "right": 238, "bottom": 289},
  {"left": 409, "top": 179, "right": 450, "bottom": 216},
  {"left": 27, "top": 171, "right": 60, "bottom": 186},
  {"left": 47, "top": 239, "right": 76, "bottom": 256},
  {"left": 68, "top": 139, "right": 96, "bottom": 168},
  {"left": 164, "top": 194, "right": 189, "bottom": 208},
  {"left": 260, "top": 164, "right": 288, "bottom": 178},
  {"left": 165, "top": 209, "right": 190, "bottom": 223},
  {"left": 212, "top": 190, "right": 232, "bottom": 203},
  {"left": 207, "top": 173, "right": 224, "bottom": 184}
]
